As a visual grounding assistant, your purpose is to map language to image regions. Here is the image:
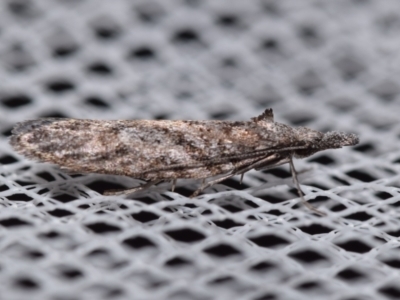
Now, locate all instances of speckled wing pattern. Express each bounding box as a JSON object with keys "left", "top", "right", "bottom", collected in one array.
[
  {"left": 10, "top": 108, "right": 359, "bottom": 213},
  {"left": 10, "top": 109, "right": 309, "bottom": 181}
]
